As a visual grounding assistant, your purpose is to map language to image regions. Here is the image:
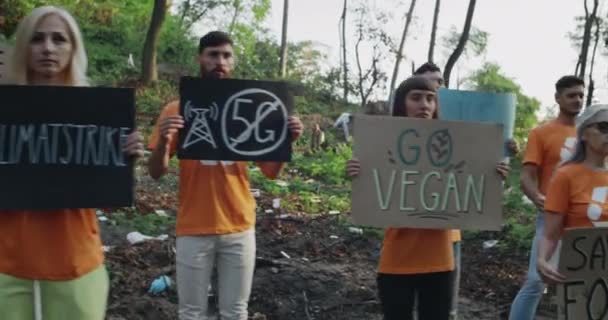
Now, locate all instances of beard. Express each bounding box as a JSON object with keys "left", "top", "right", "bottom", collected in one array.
[{"left": 201, "top": 67, "right": 230, "bottom": 79}]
